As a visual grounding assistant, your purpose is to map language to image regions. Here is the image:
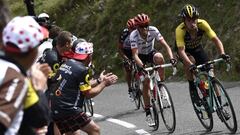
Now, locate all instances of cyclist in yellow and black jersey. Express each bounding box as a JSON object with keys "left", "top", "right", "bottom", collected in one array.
[{"left": 175, "top": 4, "right": 230, "bottom": 105}]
